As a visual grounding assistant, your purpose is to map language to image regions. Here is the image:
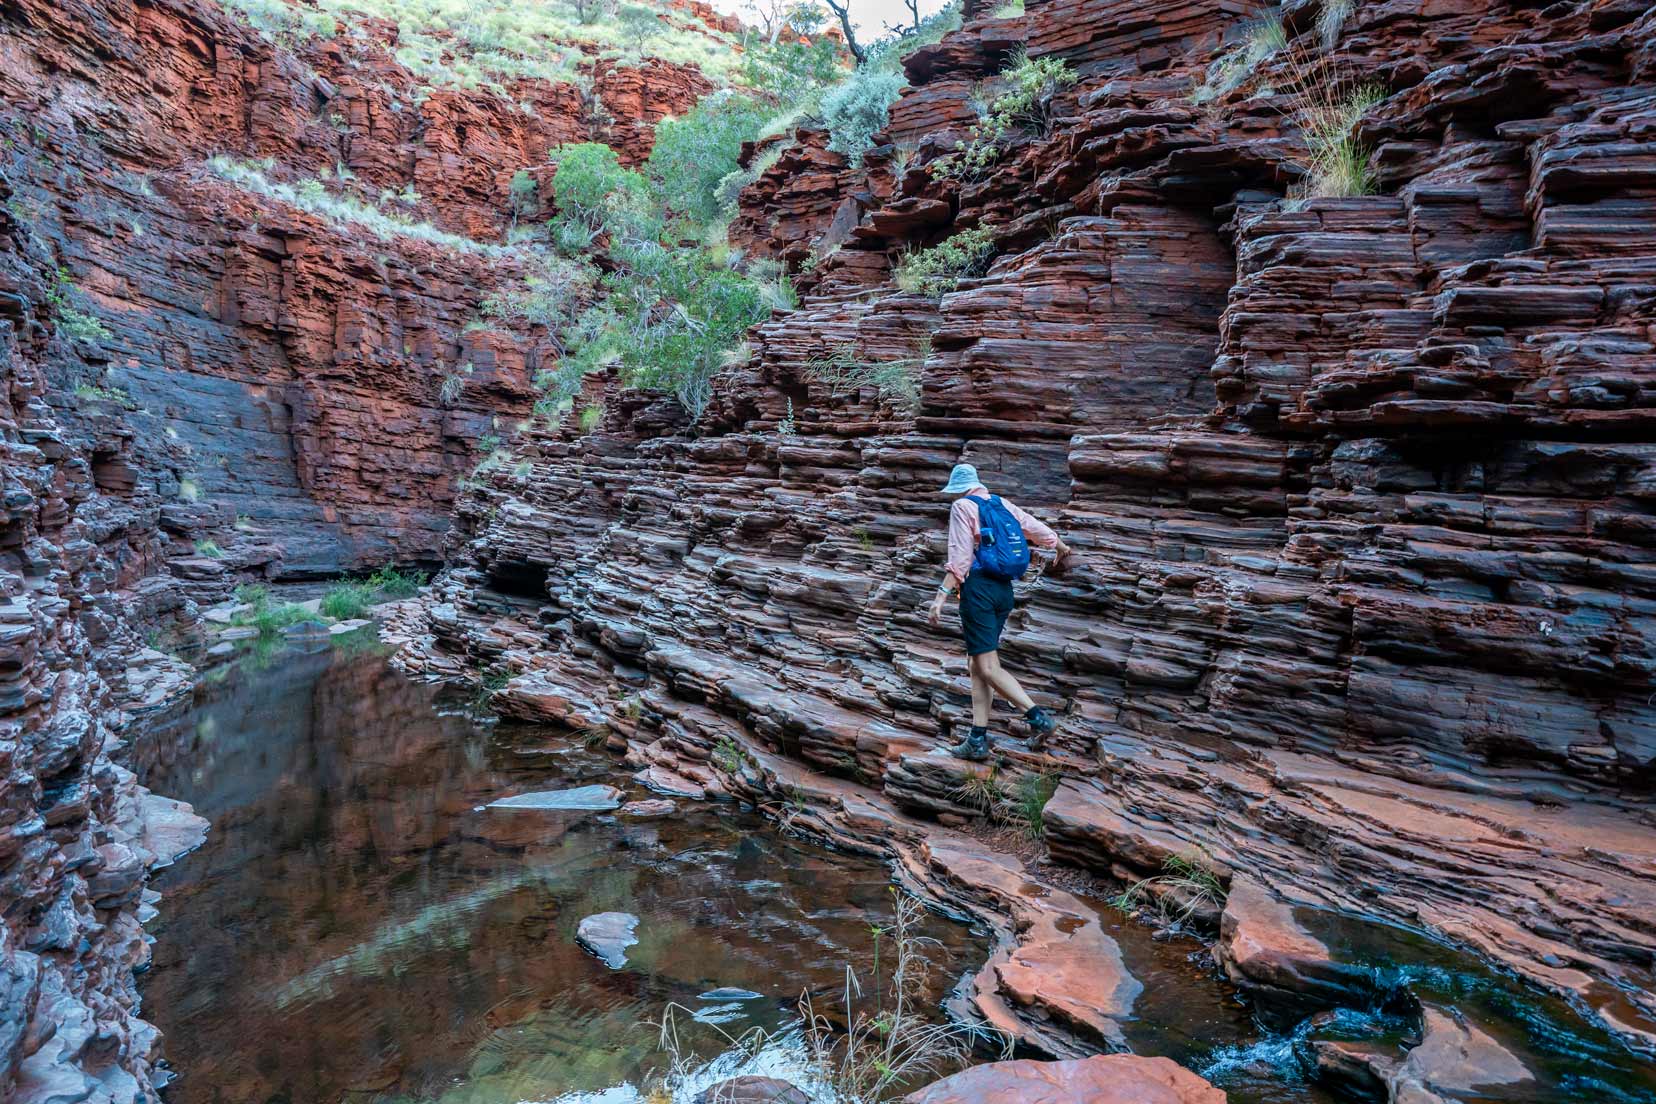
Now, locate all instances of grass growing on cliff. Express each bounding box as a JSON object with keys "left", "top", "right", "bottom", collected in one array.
[
  {"left": 1277, "top": 48, "right": 1384, "bottom": 197},
  {"left": 205, "top": 156, "right": 508, "bottom": 254},
  {"left": 804, "top": 342, "right": 927, "bottom": 415}
]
